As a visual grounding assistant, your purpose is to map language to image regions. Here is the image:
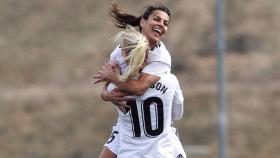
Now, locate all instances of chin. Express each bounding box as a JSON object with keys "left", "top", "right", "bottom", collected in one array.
[
  {"left": 151, "top": 37, "right": 160, "bottom": 43},
  {"left": 154, "top": 39, "right": 161, "bottom": 44}
]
